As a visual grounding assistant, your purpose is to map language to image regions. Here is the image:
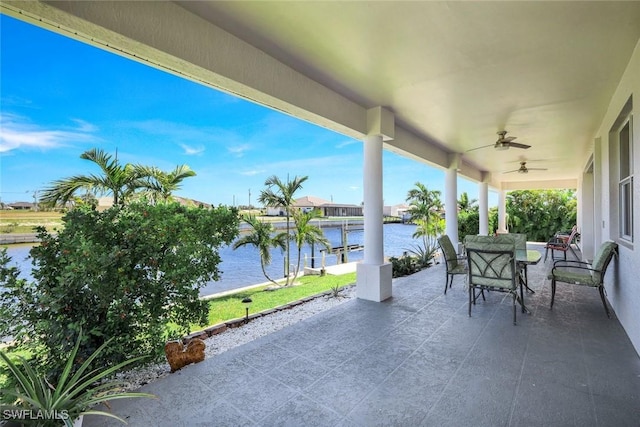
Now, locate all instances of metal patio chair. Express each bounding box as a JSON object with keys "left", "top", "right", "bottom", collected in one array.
[
  {"left": 548, "top": 240, "right": 618, "bottom": 318},
  {"left": 544, "top": 225, "right": 579, "bottom": 262},
  {"left": 465, "top": 236, "right": 522, "bottom": 325},
  {"left": 437, "top": 234, "right": 467, "bottom": 294}
]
